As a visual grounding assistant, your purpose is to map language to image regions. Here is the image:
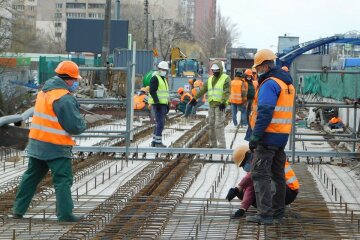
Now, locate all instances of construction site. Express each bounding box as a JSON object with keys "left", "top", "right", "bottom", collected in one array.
[{"left": 1, "top": 0, "right": 360, "bottom": 239}]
